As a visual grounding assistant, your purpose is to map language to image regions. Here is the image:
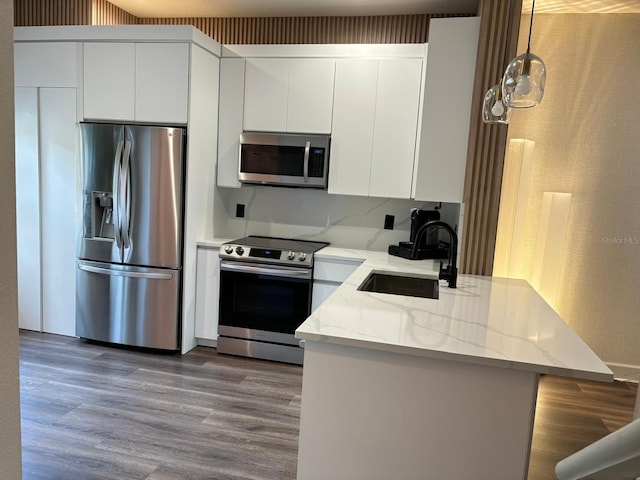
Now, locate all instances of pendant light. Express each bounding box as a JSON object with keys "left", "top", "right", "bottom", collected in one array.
[
  {"left": 502, "top": 0, "right": 546, "bottom": 108},
  {"left": 482, "top": 0, "right": 515, "bottom": 124},
  {"left": 482, "top": 81, "right": 512, "bottom": 124}
]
